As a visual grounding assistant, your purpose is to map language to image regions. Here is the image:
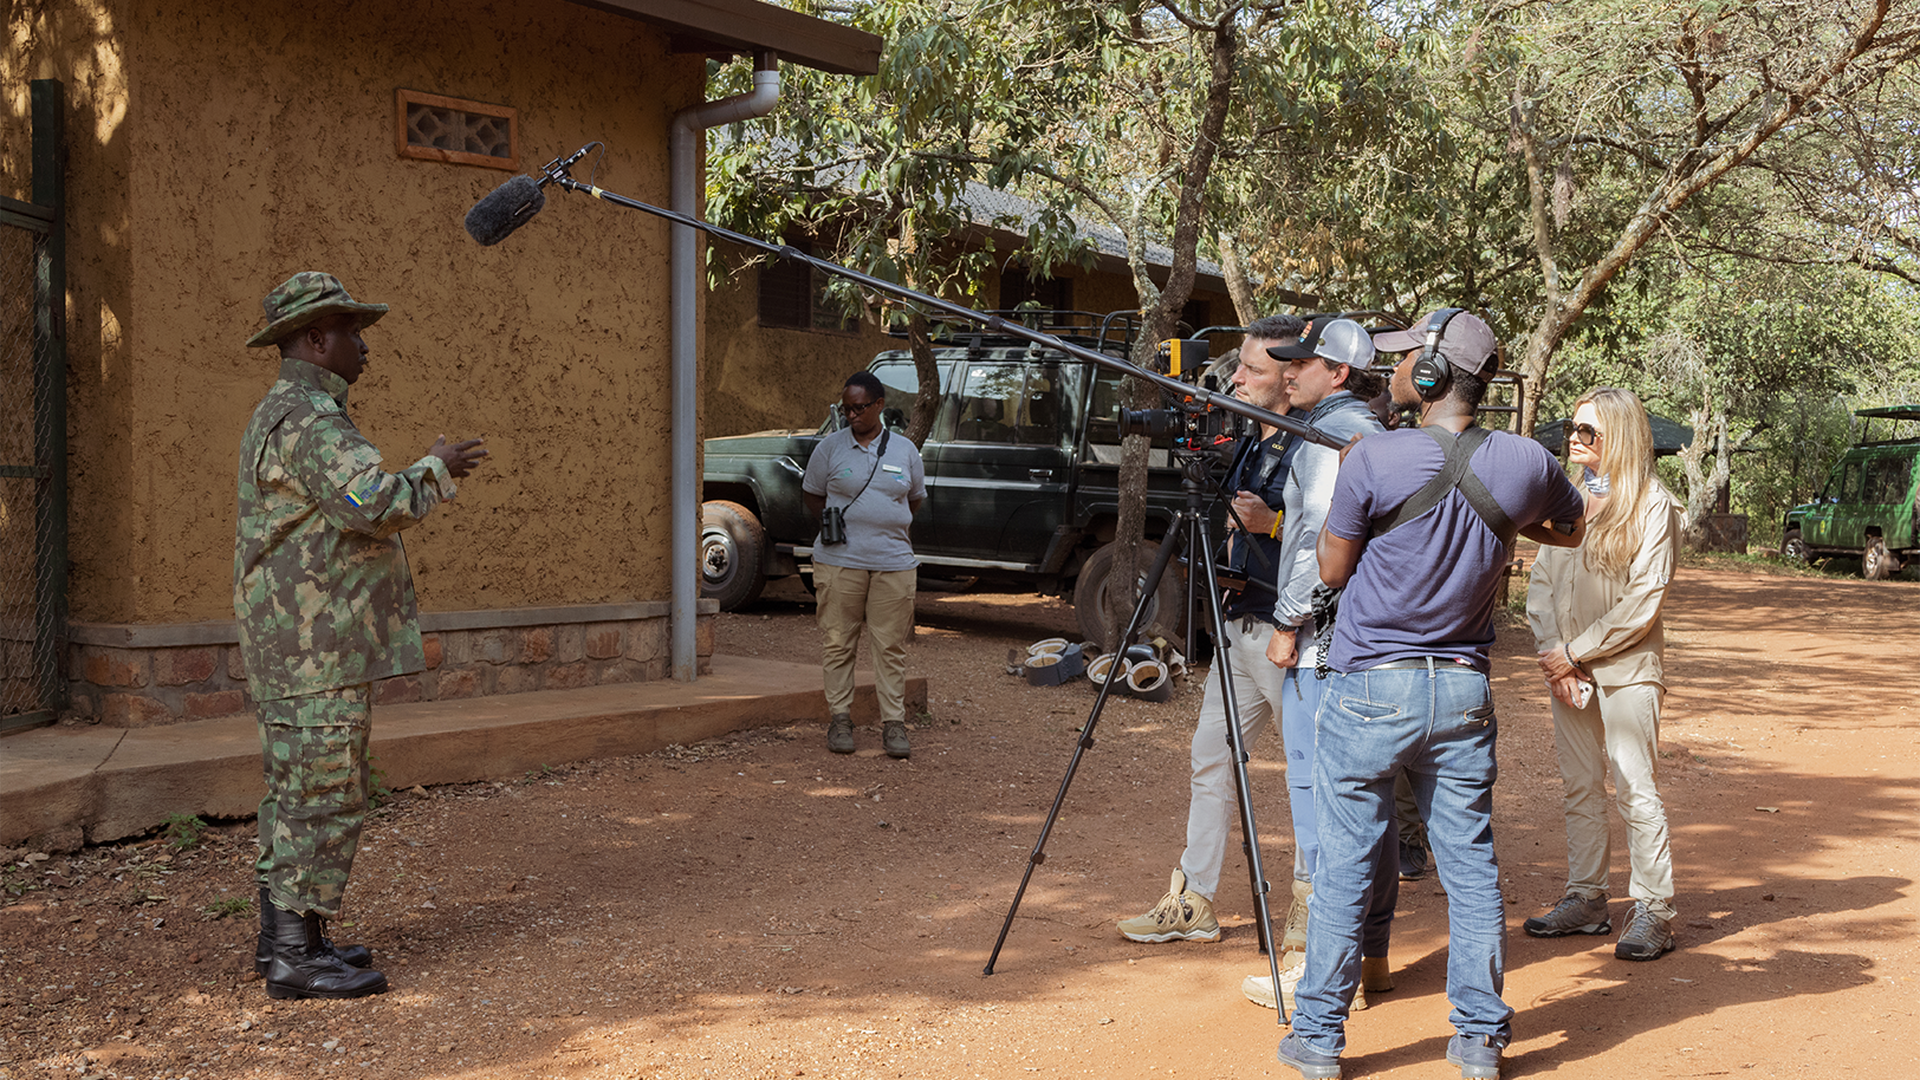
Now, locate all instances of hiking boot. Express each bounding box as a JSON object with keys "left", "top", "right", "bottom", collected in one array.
[
  {"left": 254, "top": 886, "right": 369, "bottom": 976},
  {"left": 1280, "top": 878, "right": 1311, "bottom": 958},
  {"left": 1116, "top": 869, "right": 1220, "bottom": 943},
  {"left": 1241, "top": 952, "right": 1368, "bottom": 1012},
  {"left": 1446, "top": 1033, "right": 1505, "bottom": 1079},
  {"left": 1614, "top": 901, "right": 1676, "bottom": 961},
  {"left": 882, "top": 720, "right": 911, "bottom": 759},
  {"left": 1277, "top": 1034, "right": 1342, "bottom": 1080},
  {"left": 1522, "top": 892, "right": 1611, "bottom": 938},
  {"left": 826, "top": 713, "right": 855, "bottom": 754},
  {"left": 262, "top": 903, "right": 388, "bottom": 1000}
]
